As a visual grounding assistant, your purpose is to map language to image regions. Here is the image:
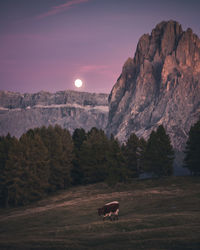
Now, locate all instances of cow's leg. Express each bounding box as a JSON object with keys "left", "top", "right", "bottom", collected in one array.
[
  {"left": 112, "top": 209, "right": 119, "bottom": 220},
  {"left": 109, "top": 212, "right": 113, "bottom": 221},
  {"left": 103, "top": 213, "right": 109, "bottom": 221},
  {"left": 116, "top": 209, "right": 119, "bottom": 220}
]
